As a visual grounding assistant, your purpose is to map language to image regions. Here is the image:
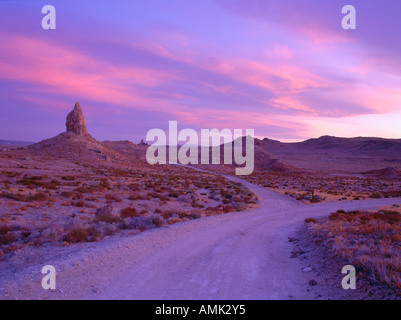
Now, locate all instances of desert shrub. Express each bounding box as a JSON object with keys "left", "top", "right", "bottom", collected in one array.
[
  {"left": 1, "top": 192, "right": 26, "bottom": 201},
  {"left": 304, "top": 218, "right": 317, "bottom": 224},
  {"left": 43, "top": 182, "right": 58, "bottom": 190},
  {"left": 329, "top": 210, "right": 361, "bottom": 221},
  {"left": 74, "top": 187, "right": 92, "bottom": 194},
  {"left": 151, "top": 214, "right": 166, "bottom": 227},
  {"left": 50, "top": 179, "right": 61, "bottom": 186},
  {"left": 220, "top": 189, "right": 233, "bottom": 199},
  {"left": 128, "top": 183, "right": 141, "bottom": 191},
  {"left": 161, "top": 210, "right": 173, "bottom": 219},
  {"left": 120, "top": 207, "right": 138, "bottom": 218},
  {"left": 63, "top": 226, "right": 102, "bottom": 243},
  {"left": 191, "top": 202, "right": 205, "bottom": 209},
  {"left": 72, "top": 192, "right": 83, "bottom": 200},
  {"left": 21, "top": 231, "right": 31, "bottom": 239},
  {"left": 0, "top": 232, "right": 17, "bottom": 245},
  {"left": 105, "top": 194, "right": 121, "bottom": 202},
  {"left": 376, "top": 210, "right": 401, "bottom": 224},
  {"left": 148, "top": 192, "right": 161, "bottom": 199},
  {"left": 188, "top": 211, "right": 202, "bottom": 220},
  {"left": 0, "top": 225, "right": 12, "bottom": 235},
  {"left": 97, "top": 221, "right": 119, "bottom": 236},
  {"left": 99, "top": 178, "right": 111, "bottom": 190},
  {"left": 61, "top": 191, "right": 74, "bottom": 198},
  {"left": 223, "top": 205, "right": 234, "bottom": 213},
  {"left": 40, "top": 224, "right": 63, "bottom": 242},
  {"left": 370, "top": 193, "right": 381, "bottom": 199},
  {"left": 128, "top": 194, "right": 145, "bottom": 201},
  {"left": 310, "top": 197, "right": 322, "bottom": 203},
  {"left": 175, "top": 211, "right": 188, "bottom": 219},
  {"left": 127, "top": 216, "right": 156, "bottom": 231},
  {"left": 28, "top": 192, "right": 48, "bottom": 201},
  {"left": 18, "top": 176, "right": 43, "bottom": 188},
  {"left": 158, "top": 195, "right": 169, "bottom": 201},
  {"left": 61, "top": 176, "right": 76, "bottom": 181},
  {"left": 94, "top": 213, "right": 120, "bottom": 224},
  {"left": 168, "top": 217, "right": 182, "bottom": 225},
  {"left": 63, "top": 228, "right": 88, "bottom": 243},
  {"left": 73, "top": 200, "right": 85, "bottom": 207},
  {"left": 168, "top": 191, "right": 180, "bottom": 198}
]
